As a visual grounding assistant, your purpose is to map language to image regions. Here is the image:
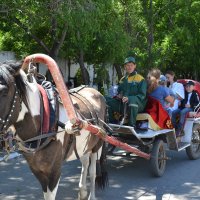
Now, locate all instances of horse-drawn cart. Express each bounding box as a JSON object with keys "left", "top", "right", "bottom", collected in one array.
[
  {"left": 1, "top": 54, "right": 200, "bottom": 199},
  {"left": 106, "top": 79, "right": 200, "bottom": 177},
  {"left": 23, "top": 54, "right": 200, "bottom": 177},
  {"left": 1, "top": 54, "right": 200, "bottom": 177},
  {"left": 107, "top": 114, "right": 200, "bottom": 176}
]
